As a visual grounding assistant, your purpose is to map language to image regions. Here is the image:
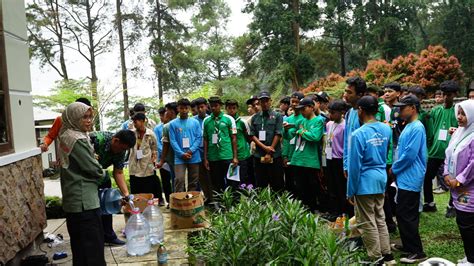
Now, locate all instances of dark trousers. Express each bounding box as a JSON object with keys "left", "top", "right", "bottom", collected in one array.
[
  {"left": 284, "top": 165, "right": 296, "bottom": 196},
  {"left": 209, "top": 160, "right": 238, "bottom": 193},
  {"left": 254, "top": 156, "right": 285, "bottom": 191},
  {"left": 159, "top": 168, "right": 173, "bottom": 204},
  {"left": 130, "top": 174, "right": 163, "bottom": 199},
  {"left": 456, "top": 209, "right": 474, "bottom": 263},
  {"left": 384, "top": 165, "right": 397, "bottom": 230},
  {"left": 292, "top": 165, "right": 319, "bottom": 212},
  {"left": 238, "top": 158, "right": 249, "bottom": 186},
  {"left": 98, "top": 178, "right": 117, "bottom": 242},
  {"left": 66, "top": 208, "right": 106, "bottom": 266},
  {"left": 327, "top": 158, "right": 353, "bottom": 217},
  {"left": 423, "top": 158, "right": 444, "bottom": 203},
  {"left": 246, "top": 157, "right": 256, "bottom": 186},
  {"left": 198, "top": 161, "right": 213, "bottom": 202},
  {"left": 396, "top": 189, "right": 424, "bottom": 254}
]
